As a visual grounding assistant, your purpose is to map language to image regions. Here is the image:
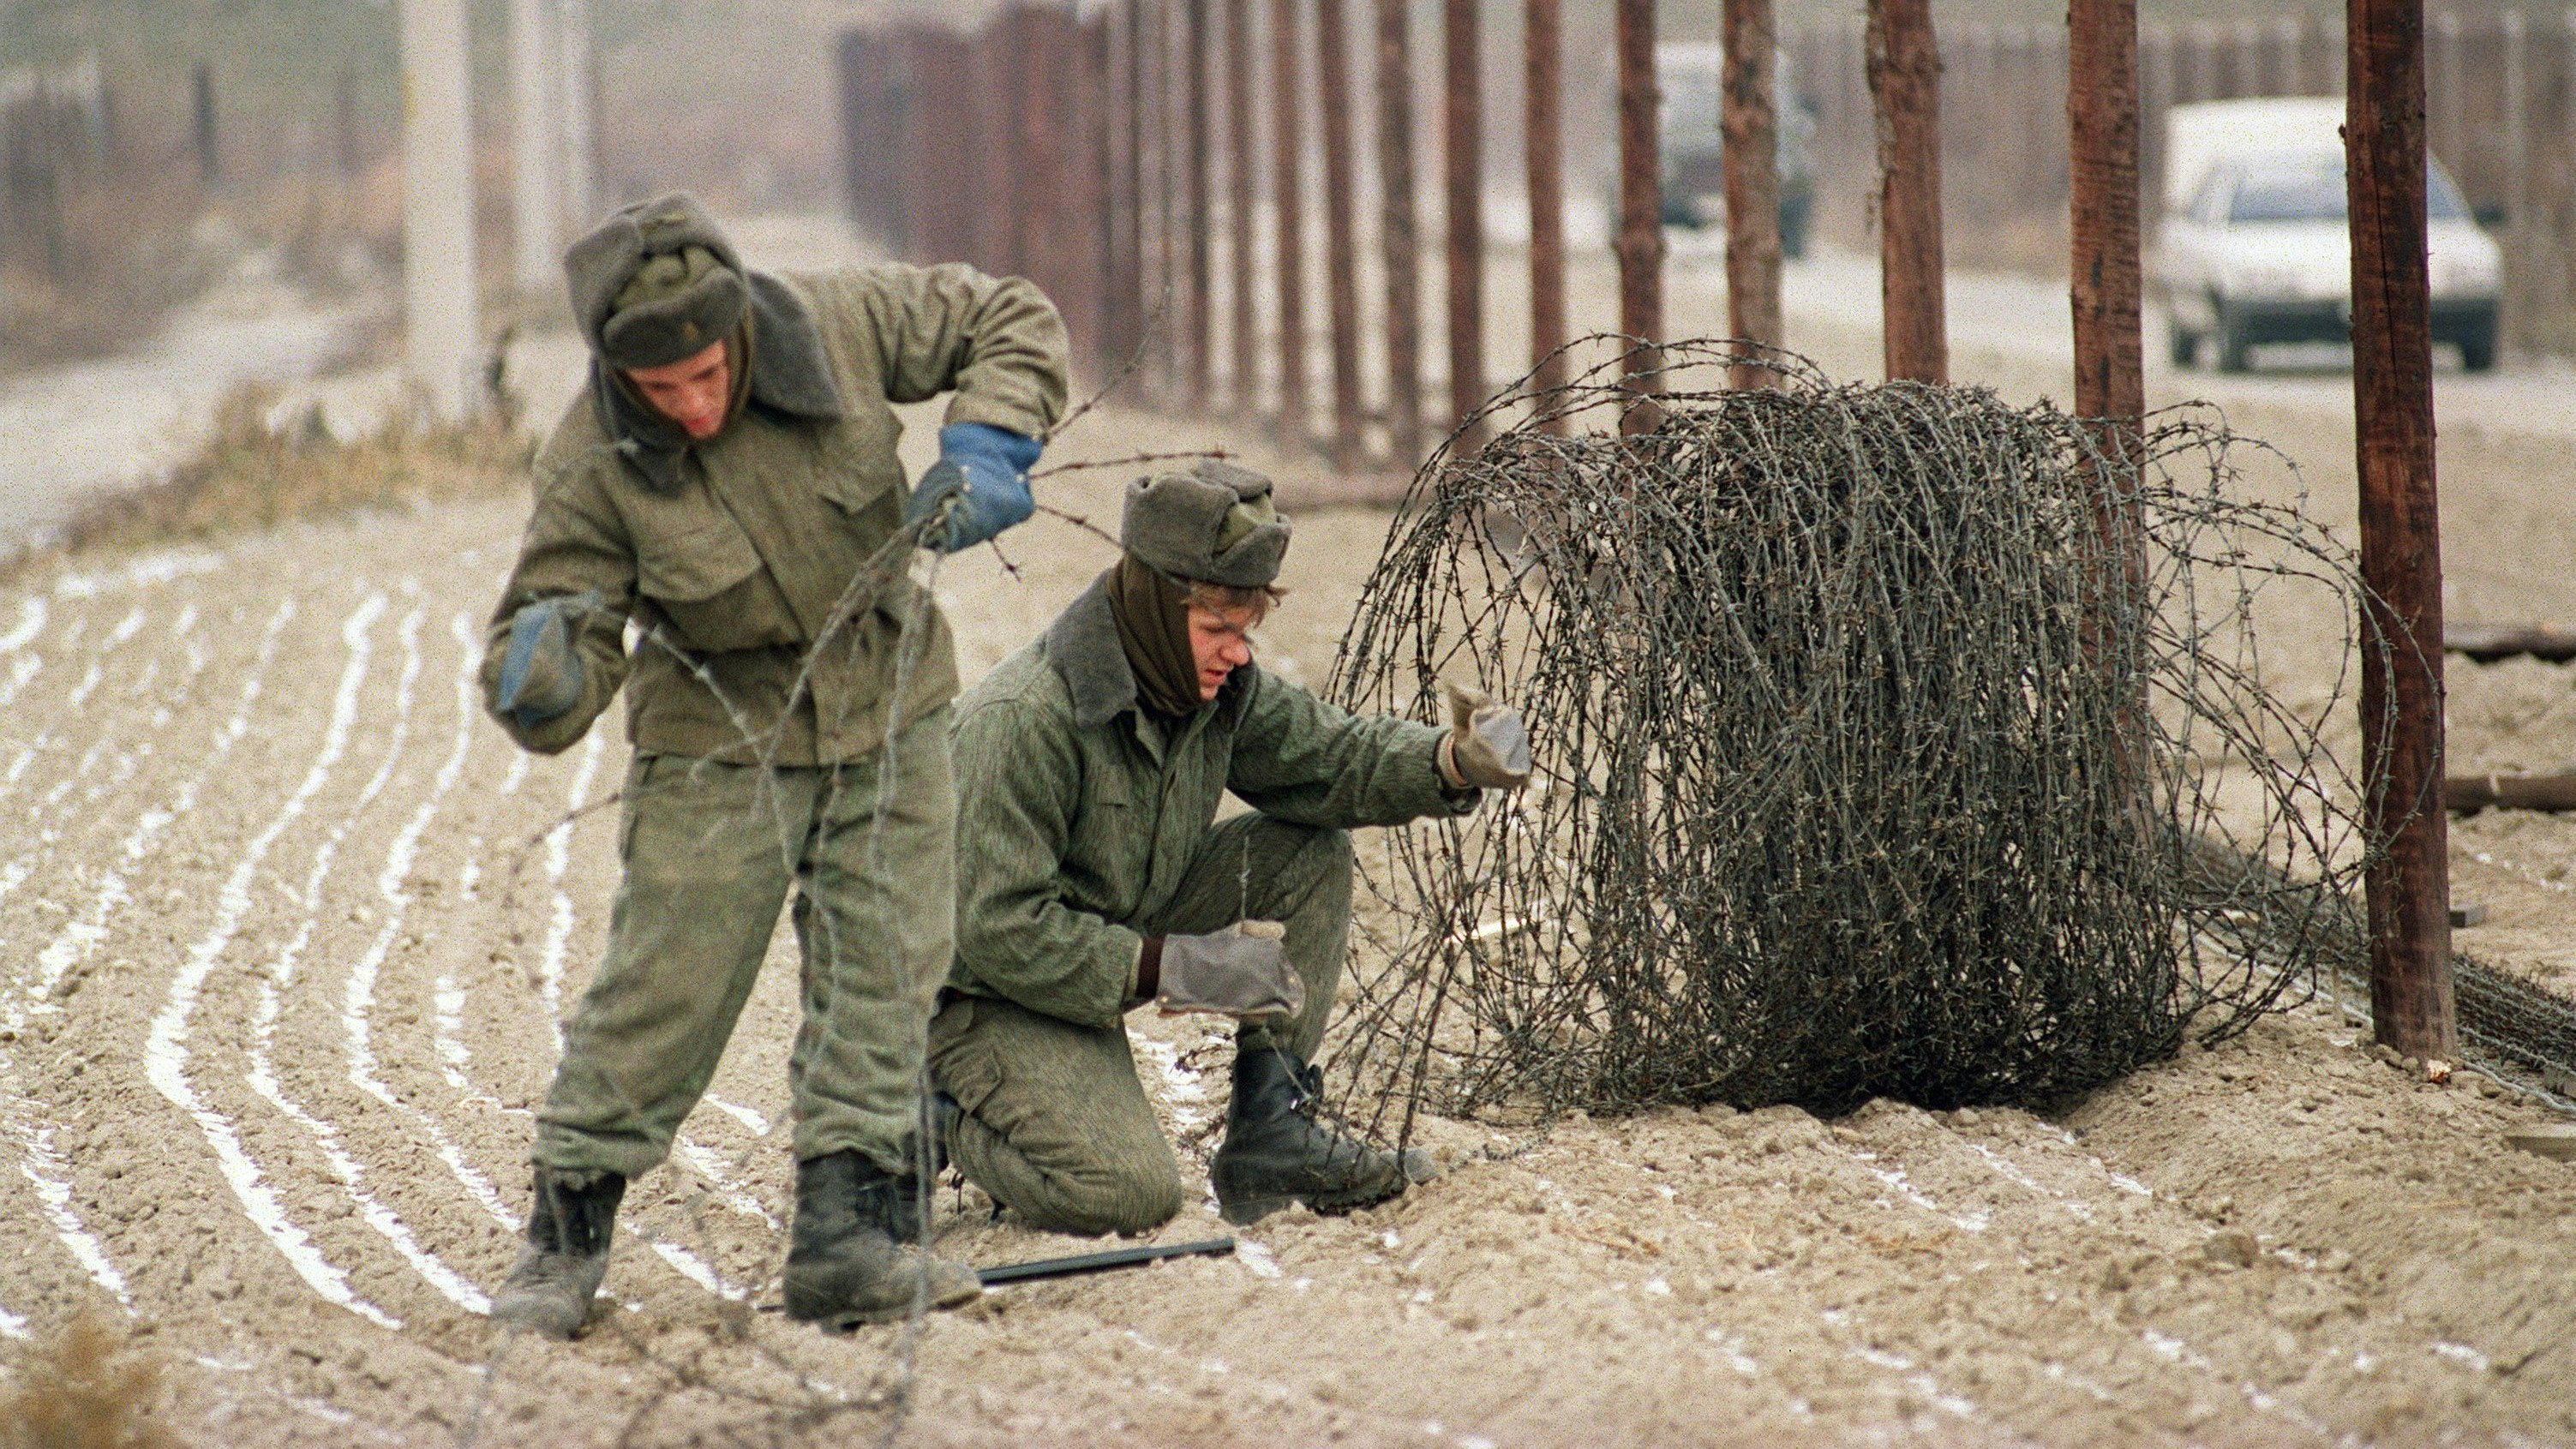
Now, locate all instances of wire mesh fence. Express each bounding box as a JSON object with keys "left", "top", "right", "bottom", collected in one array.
[{"left": 1321, "top": 341, "right": 2399, "bottom": 1132}]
